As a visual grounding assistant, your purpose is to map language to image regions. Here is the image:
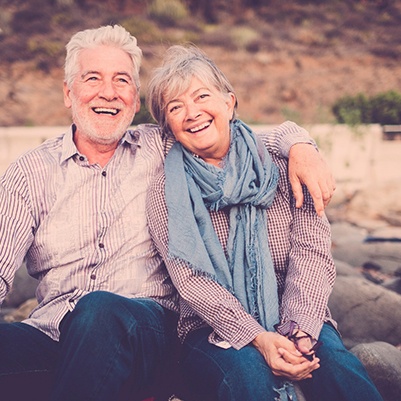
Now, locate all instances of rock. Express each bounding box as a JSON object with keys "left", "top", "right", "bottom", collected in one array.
[
  {"left": 380, "top": 210, "right": 401, "bottom": 227},
  {"left": 334, "top": 259, "right": 363, "bottom": 277},
  {"left": 328, "top": 276, "right": 401, "bottom": 347},
  {"left": 3, "top": 263, "right": 37, "bottom": 308},
  {"left": 367, "top": 225, "right": 401, "bottom": 240},
  {"left": 331, "top": 222, "right": 368, "bottom": 246},
  {"left": 381, "top": 277, "right": 401, "bottom": 295},
  {"left": 331, "top": 222, "right": 401, "bottom": 275},
  {"left": 3, "top": 298, "right": 38, "bottom": 323},
  {"left": 351, "top": 342, "right": 401, "bottom": 401},
  {"left": 346, "top": 182, "right": 401, "bottom": 224}
]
